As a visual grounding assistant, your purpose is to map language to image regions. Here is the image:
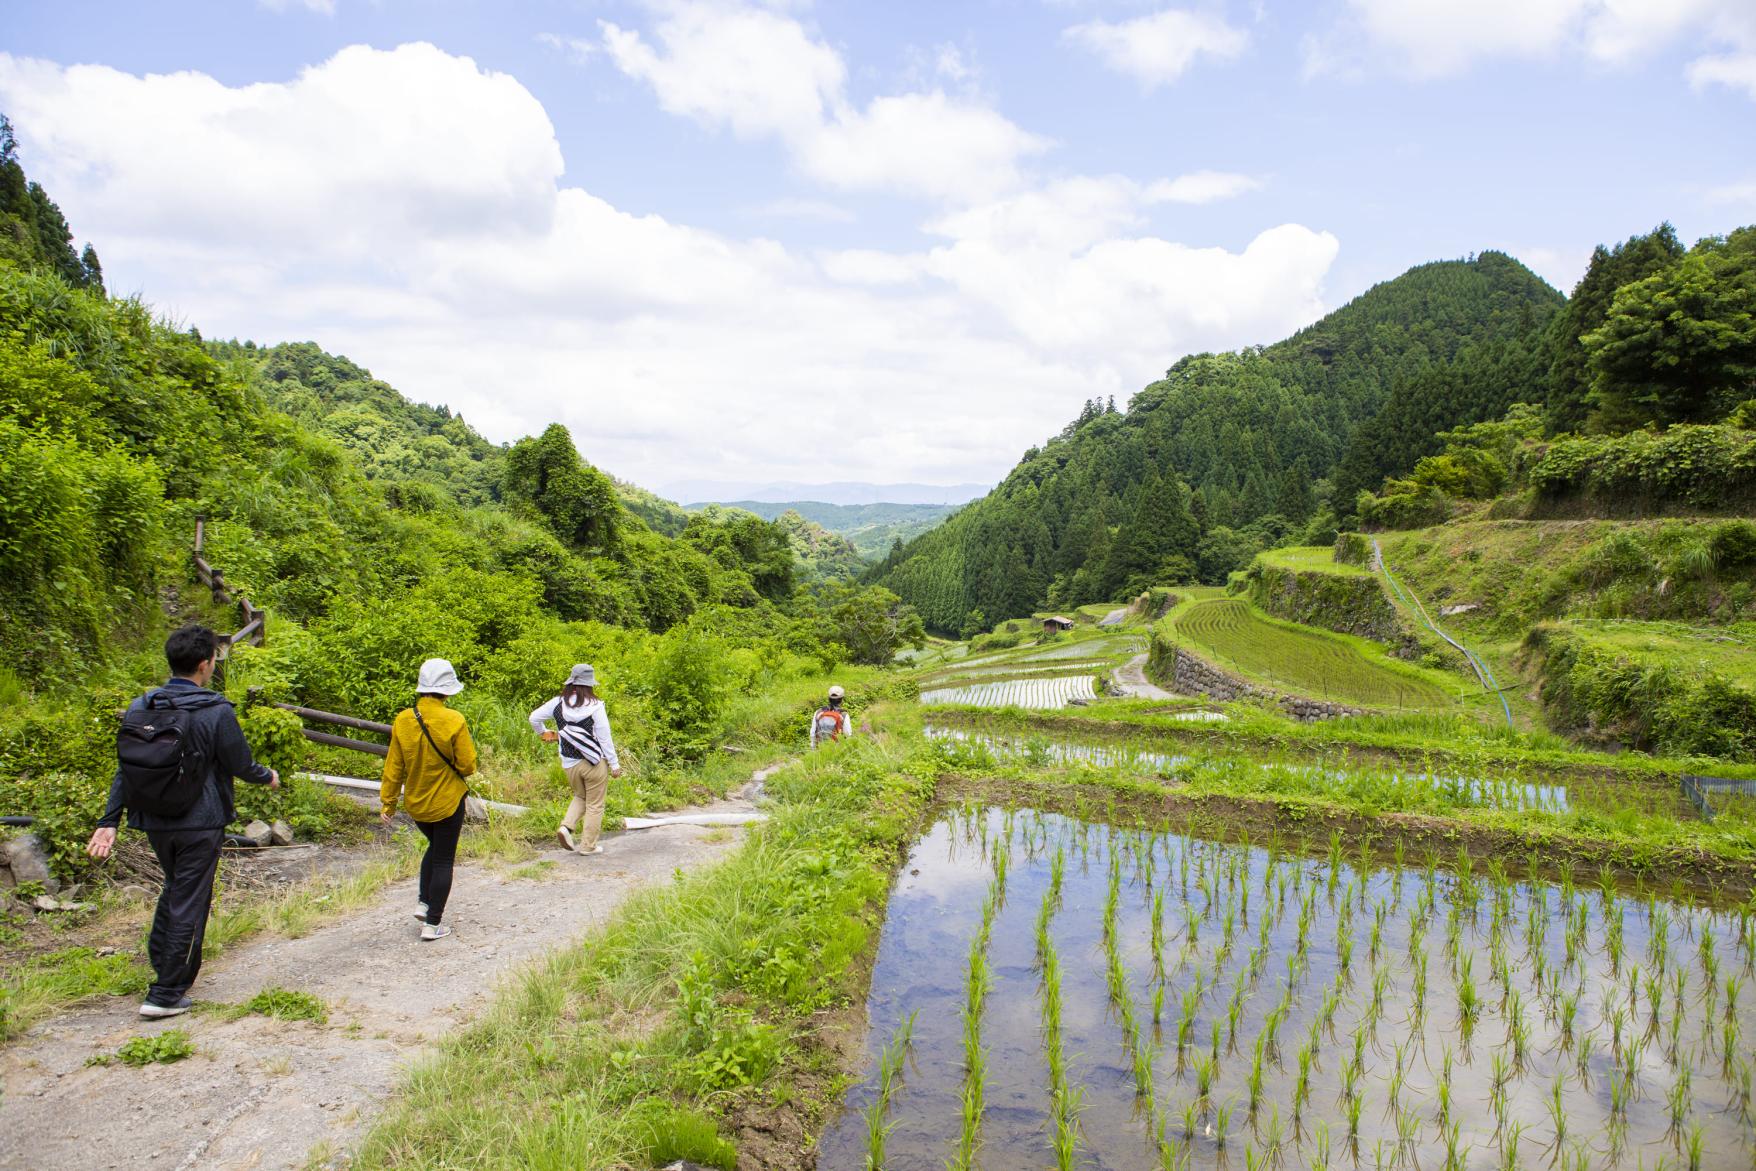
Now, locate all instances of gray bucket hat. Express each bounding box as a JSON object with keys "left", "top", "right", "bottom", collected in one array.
[
  {"left": 565, "top": 663, "right": 598, "bottom": 688},
  {"left": 417, "top": 658, "right": 464, "bottom": 696}
]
